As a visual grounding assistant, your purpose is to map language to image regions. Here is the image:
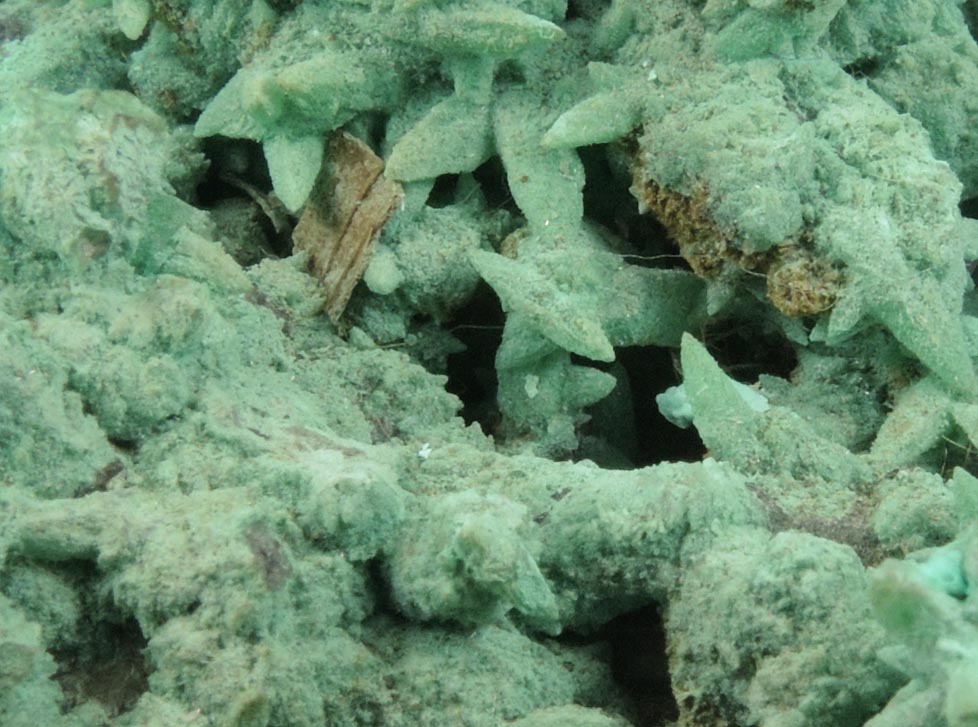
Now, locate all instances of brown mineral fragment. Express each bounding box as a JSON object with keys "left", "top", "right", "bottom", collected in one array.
[{"left": 292, "top": 131, "right": 403, "bottom": 322}]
